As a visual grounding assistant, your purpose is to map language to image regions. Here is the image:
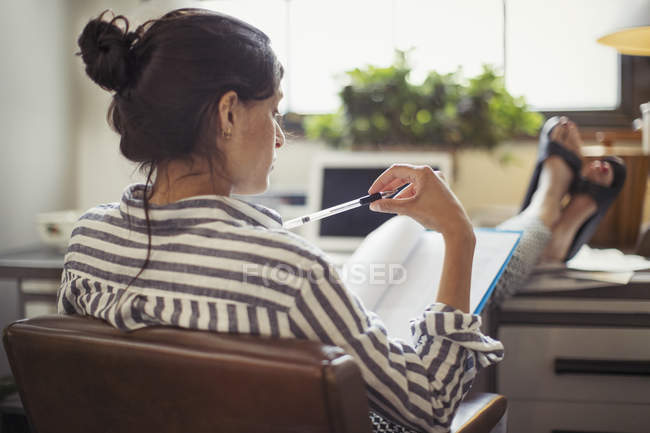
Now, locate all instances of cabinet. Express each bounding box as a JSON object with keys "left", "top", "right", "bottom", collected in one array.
[
  {"left": 0, "top": 246, "right": 62, "bottom": 319},
  {"left": 492, "top": 278, "right": 650, "bottom": 433}
]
